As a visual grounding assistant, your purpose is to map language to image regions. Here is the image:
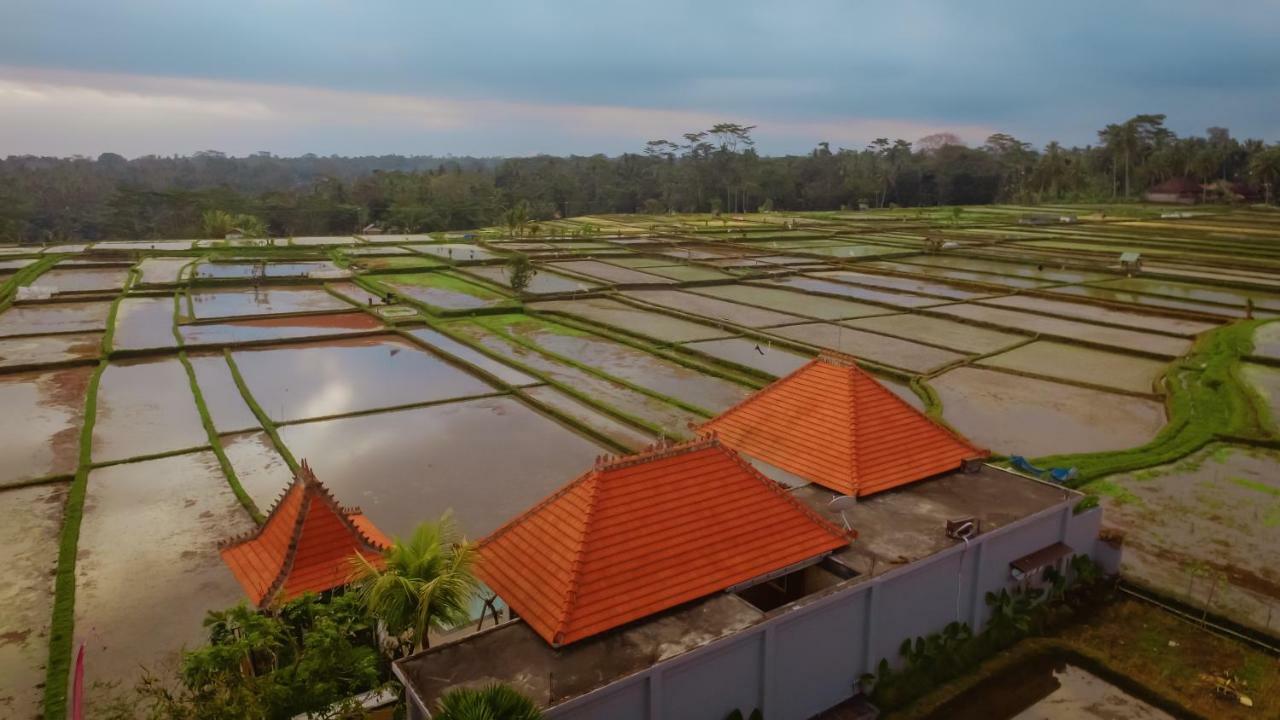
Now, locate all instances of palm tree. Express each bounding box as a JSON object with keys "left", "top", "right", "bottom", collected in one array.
[
  {"left": 434, "top": 684, "right": 543, "bottom": 720},
  {"left": 1249, "top": 146, "right": 1280, "bottom": 205},
  {"left": 349, "top": 514, "right": 479, "bottom": 655}
]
